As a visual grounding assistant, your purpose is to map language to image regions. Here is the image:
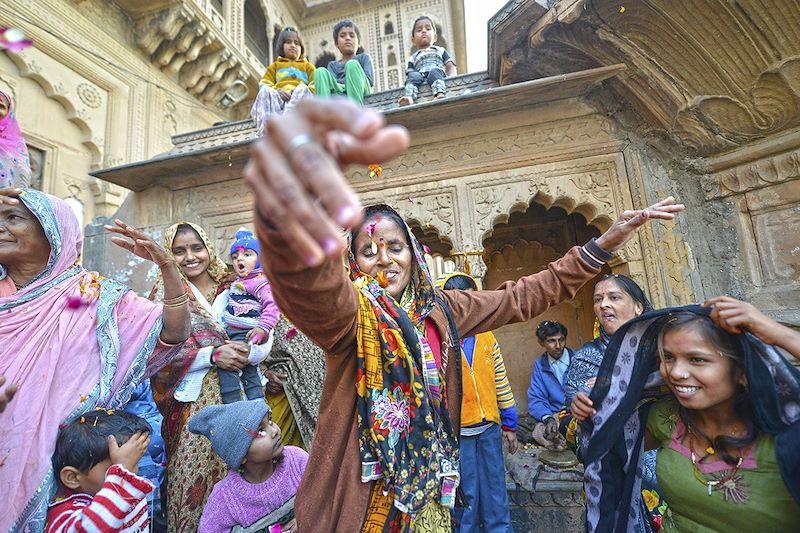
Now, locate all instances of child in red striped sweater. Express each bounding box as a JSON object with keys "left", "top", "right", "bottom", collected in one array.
[{"left": 46, "top": 410, "right": 154, "bottom": 533}]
